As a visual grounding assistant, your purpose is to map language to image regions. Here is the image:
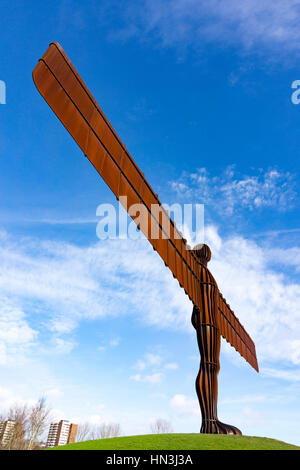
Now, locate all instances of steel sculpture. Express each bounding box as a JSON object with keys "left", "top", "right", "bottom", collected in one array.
[{"left": 32, "top": 43, "right": 259, "bottom": 435}]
